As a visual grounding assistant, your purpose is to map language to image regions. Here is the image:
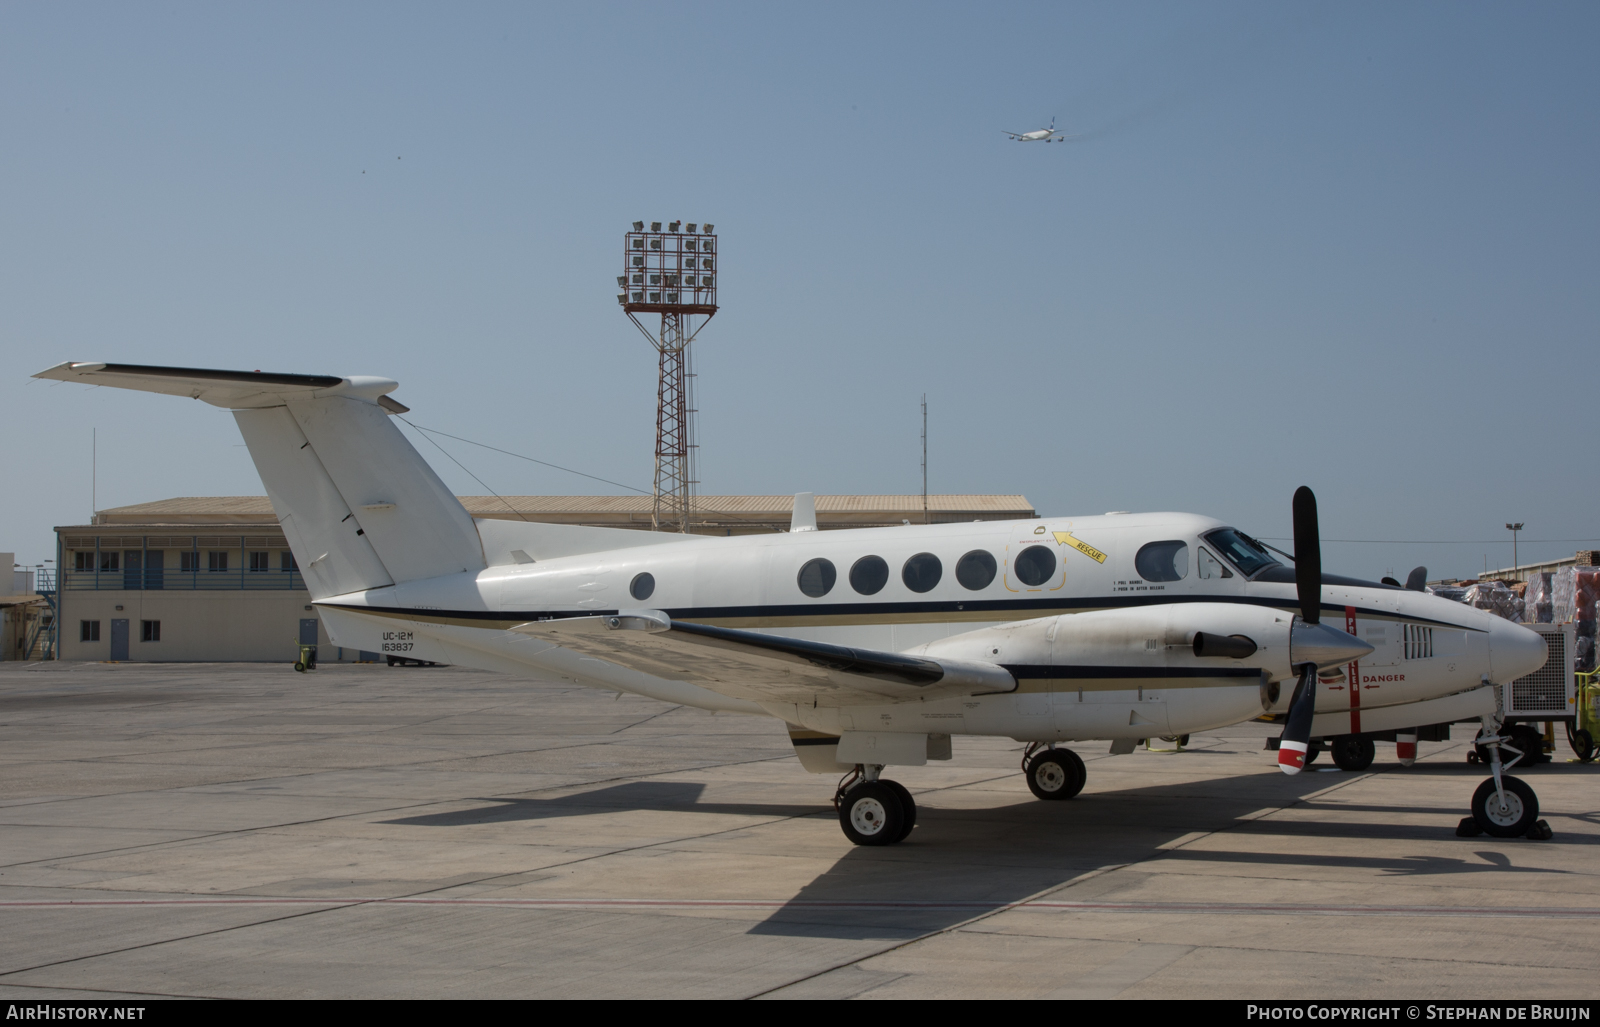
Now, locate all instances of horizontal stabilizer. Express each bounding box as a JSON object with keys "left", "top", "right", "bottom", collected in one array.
[
  {"left": 512, "top": 611, "right": 1016, "bottom": 707},
  {"left": 33, "top": 361, "right": 410, "bottom": 413}
]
